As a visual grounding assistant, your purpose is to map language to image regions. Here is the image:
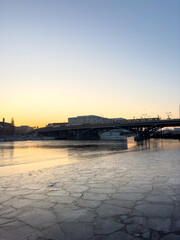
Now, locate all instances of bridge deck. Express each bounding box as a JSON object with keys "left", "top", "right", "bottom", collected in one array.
[{"left": 37, "top": 119, "right": 180, "bottom": 133}]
